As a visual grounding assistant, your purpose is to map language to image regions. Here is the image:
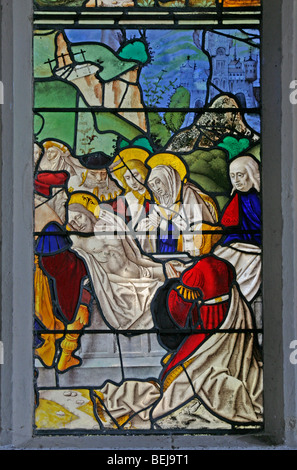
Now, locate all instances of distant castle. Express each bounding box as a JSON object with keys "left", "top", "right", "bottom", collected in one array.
[{"left": 179, "top": 33, "right": 260, "bottom": 112}]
